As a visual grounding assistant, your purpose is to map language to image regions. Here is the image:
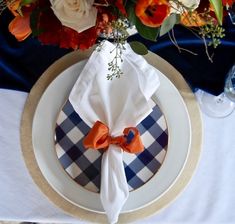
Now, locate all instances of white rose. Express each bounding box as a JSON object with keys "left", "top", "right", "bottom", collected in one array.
[
  {"left": 50, "top": 0, "right": 97, "bottom": 33},
  {"left": 179, "top": 0, "right": 200, "bottom": 9},
  {"left": 170, "top": 0, "right": 200, "bottom": 13}
]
